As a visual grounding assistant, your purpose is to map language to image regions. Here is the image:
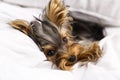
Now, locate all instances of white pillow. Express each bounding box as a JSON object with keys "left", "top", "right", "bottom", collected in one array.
[
  {"left": 3, "top": 0, "right": 120, "bottom": 19},
  {"left": 3, "top": 0, "right": 120, "bottom": 26},
  {"left": 3, "top": 0, "right": 50, "bottom": 8},
  {"left": 65, "top": 0, "right": 120, "bottom": 26}
]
